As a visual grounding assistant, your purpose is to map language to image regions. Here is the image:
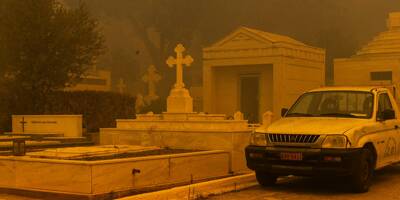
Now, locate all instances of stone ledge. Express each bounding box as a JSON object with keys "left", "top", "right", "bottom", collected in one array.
[
  {"left": 12, "top": 115, "right": 82, "bottom": 118},
  {"left": 100, "top": 128, "right": 251, "bottom": 133},
  {"left": 117, "top": 173, "right": 257, "bottom": 200},
  {"left": 0, "top": 150, "right": 229, "bottom": 165},
  {"left": 116, "top": 119, "right": 247, "bottom": 123}
]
